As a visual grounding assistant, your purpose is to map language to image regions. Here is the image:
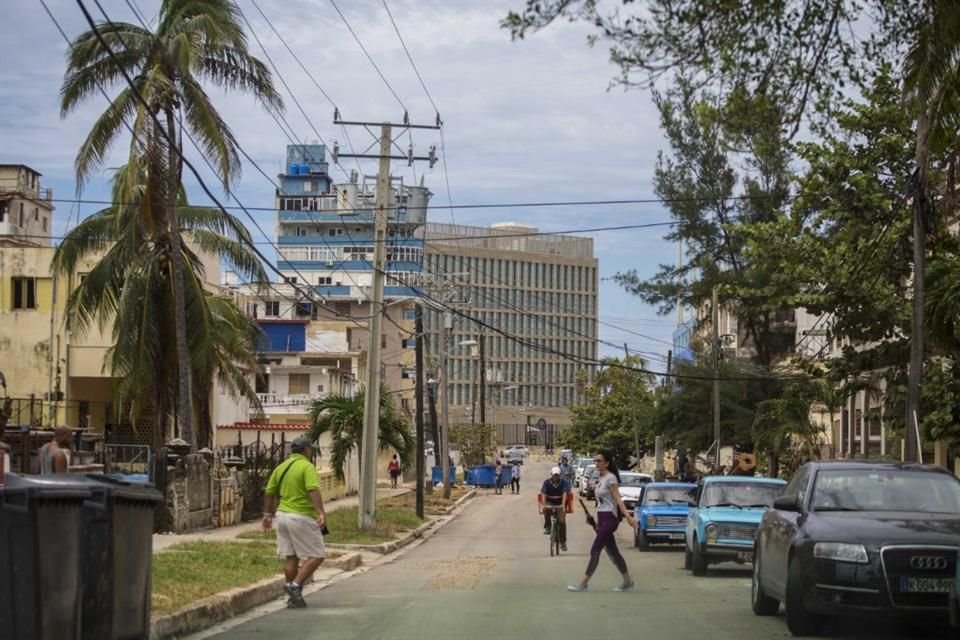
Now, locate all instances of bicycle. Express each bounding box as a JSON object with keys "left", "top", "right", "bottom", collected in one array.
[{"left": 544, "top": 505, "right": 564, "bottom": 557}]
